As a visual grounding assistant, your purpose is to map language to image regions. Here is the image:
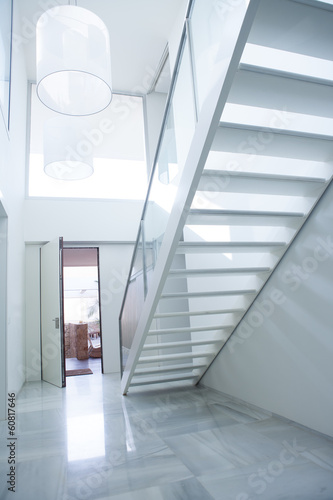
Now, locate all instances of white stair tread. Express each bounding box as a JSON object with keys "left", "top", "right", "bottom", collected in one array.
[
  {"left": 198, "top": 172, "right": 326, "bottom": 197},
  {"left": 211, "top": 124, "right": 333, "bottom": 162},
  {"left": 191, "top": 193, "right": 313, "bottom": 214},
  {"left": 229, "top": 68, "right": 333, "bottom": 120},
  {"left": 240, "top": 44, "right": 333, "bottom": 84},
  {"left": 154, "top": 308, "right": 245, "bottom": 318},
  {"left": 176, "top": 242, "right": 287, "bottom": 254},
  {"left": 138, "top": 352, "right": 215, "bottom": 363},
  {"left": 204, "top": 152, "right": 333, "bottom": 181},
  {"left": 187, "top": 209, "right": 305, "bottom": 227},
  {"left": 292, "top": 0, "right": 333, "bottom": 11},
  {"left": 134, "top": 363, "right": 207, "bottom": 376},
  {"left": 160, "top": 289, "right": 257, "bottom": 299},
  {"left": 148, "top": 324, "right": 233, "bottom": 335},
  {"left": 168, "top": 266, "right": 271, "bottom": 277},
  {"left": 221, "top": 103, "right": 333, "bottom": 139},
  {"left": 130, "top": 374, "right": 198, "bottom": 386},
  {"left": 143, "top": 339, "right": 223, "bottom": 350},
  {"left": 202, "top": 169, "right": 327, "bottom": 184},
  {"left": 189, "top": 208, "right": 305, "bottom": 217}
]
